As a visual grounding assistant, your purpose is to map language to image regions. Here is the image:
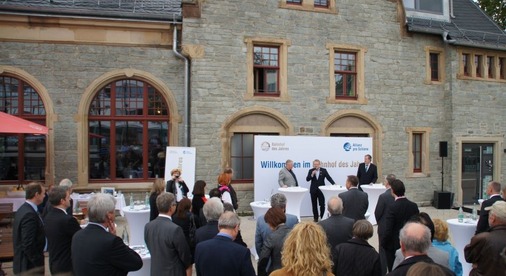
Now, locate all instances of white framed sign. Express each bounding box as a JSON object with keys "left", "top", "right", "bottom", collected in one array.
[
  {"left": 164, "top": 147, "right": 197, "bottom": 193},
  {"left": 254, "top": 136, "right": 373, "bottom": 216}
]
